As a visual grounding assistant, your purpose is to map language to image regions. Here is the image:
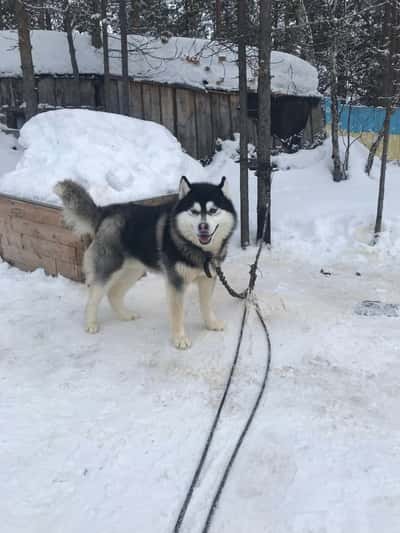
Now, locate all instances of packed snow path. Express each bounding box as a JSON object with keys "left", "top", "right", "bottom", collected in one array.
[{"left": 1, "top": 248, "right": 400, "bottom": 533}]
